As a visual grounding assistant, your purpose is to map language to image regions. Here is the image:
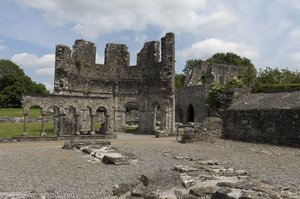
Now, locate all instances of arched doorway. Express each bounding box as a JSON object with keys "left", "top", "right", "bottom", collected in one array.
[
  {"left": 124, "top": 102, "right": 139, "bottom": 132},
  {"left": 187, "top": 104, "right": 194, "bottom": 123},
  {"left": 95, "top": 107, "right": 108, "bottom": 134}
]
